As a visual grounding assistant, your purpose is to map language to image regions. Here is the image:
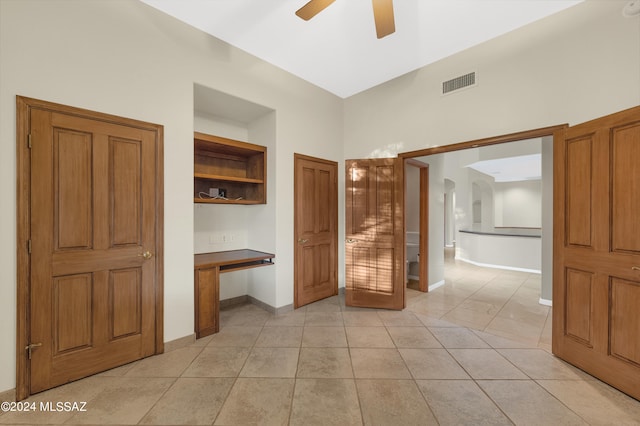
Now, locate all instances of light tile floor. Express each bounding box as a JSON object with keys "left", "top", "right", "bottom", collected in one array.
[
  {"left": 2, "top": 260, "right": 640, "bottom": 425},
  {"left": 407, "top": 249, "right": 553, "bottom": 350}
]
